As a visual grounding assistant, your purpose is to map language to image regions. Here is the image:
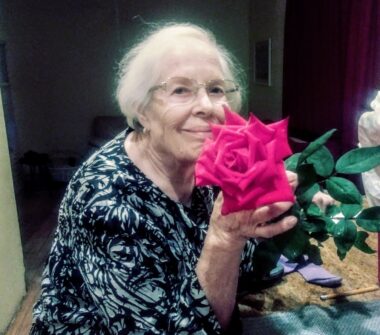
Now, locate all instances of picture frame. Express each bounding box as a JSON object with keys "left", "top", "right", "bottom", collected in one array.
[{"left": 254, "top": 39, "right": 271, "bottom": 86}]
